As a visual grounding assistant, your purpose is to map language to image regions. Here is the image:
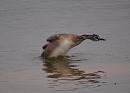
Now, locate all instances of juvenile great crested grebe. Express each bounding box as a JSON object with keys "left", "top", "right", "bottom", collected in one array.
[{"left": 41, "top": 34, "right": 106, "bottom": 58}]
